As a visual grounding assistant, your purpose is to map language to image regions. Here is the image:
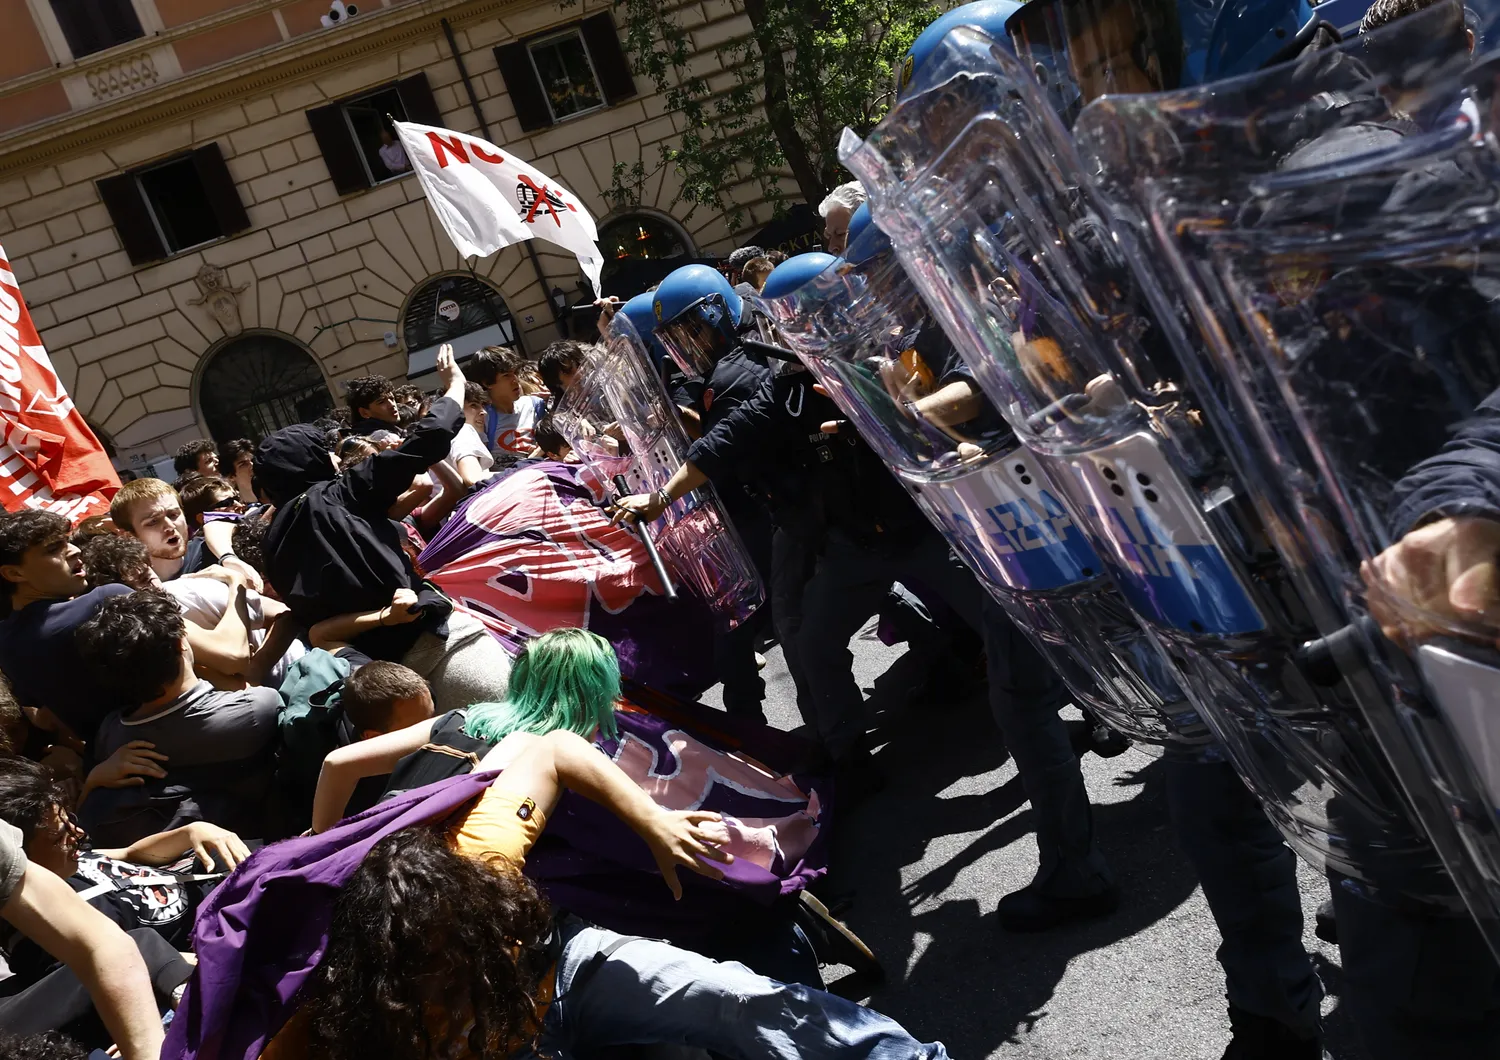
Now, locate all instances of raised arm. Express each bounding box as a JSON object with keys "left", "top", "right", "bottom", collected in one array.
[
  {"left": 310, "top": 714, "right": 440, "bottom": 833},
  {"left": 475, "top": 729, "right": 731, "bottom": 898},
  {"left": 2, "top": 863, "right": 165, "bottom": 1060},
  {"left": 346, "top": 346, "right": 467, "bottom": 515}
]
